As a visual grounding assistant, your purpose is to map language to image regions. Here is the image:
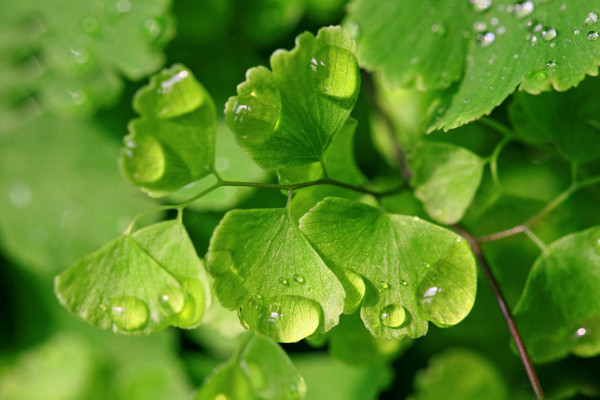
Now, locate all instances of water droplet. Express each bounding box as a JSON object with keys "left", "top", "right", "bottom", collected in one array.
[
  {"left": 310, "top": 46, "right": 359, "bottom": 100},
  {"left": 115, "top": 0, "right": 131, "bottom": 13},
  {"left": 142, "top": 17, "right": 164, "bottom": 41},
  {"left": 158, "top": 286, "right": 186, "bottom": 316},
  {"left": 574, "top": 29, "right": 581, "bottom": 35},
  {"left": 477, "top": 31, "right": 496, "bottom": 48},
  {"left": 248, "top": 298, "right": 259, "bottom": 310},
  {"left": 575, "top": 327, "right": 588, "bottom": 337},
  {"left": 293, "top": 274, "right": 305, "bottom": 284},
  {"left": 541, "top": 27, "right": 557, "bottom": 41},
  {"left": 227, "top": 83, "right": 281, "bottom": 145},
  {"left": 431, "top": 22, "right": 447, "bottom": 36},
  {"left": 496, "top": 26, "right": 507, "bottom": 35},
  {"left": 124, "top": 136, "right": 165, "bottom": 183},
  {"left": 400, "top": 279, "right": 409, "bottom": 286},
  {"left": 560, "top": 4, "right": 567, "bottom": 12},
  {"left": 409, "top": 57, "right": 420, "bottom": 65},
  {"left": 9, "top": 182, "right": 32, "bottom": 208},
  {"left": 379, "top": 304, "right": 406, "bottom": 328},
  {"left": 490, "top": 17, "right": 499, "bottom": 26},
  {"left": 279, "top": 277, "right": 290, "bottom": 286},
  {"left": 532, "top": 22, "right": 543, "bottom": 33},
  {"left": 588, "top": 31, "right": 600, "bottom": 40},
  {"left": 585, "top": 12, "right": 599, "bottom": 25},
  {"left": 172, "top": 278, "right": 206, "bottom": 327},
  {"left": 98, "top": 303, "right": 107, "bottom": 312},
  {"left": 109, "top": 296, "right": 149, "bottom": 332},
  {"left": 470, "top": 0, "right": 492, "bottom": 13},
  {"left": 513, "top": 1, "right": 534, "bottom": 19},
  {"left": 380, "top": 281, "right": 390, "bottom": 290},
  {"left": 546, "top": 60, "right": 557, "bottom": 68},
  {"left": 473, "top": 21, "right": 487, "bottom": 32},
  {"left": 423, "top": 262, "right": 431, "bottom": 269}
]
